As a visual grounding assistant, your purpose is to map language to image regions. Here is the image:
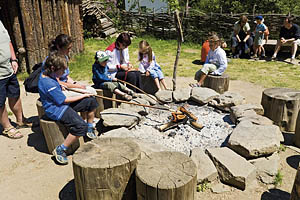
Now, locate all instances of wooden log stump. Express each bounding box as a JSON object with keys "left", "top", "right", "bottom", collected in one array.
[
  {"left": 73, "top": 137, "right": 141, "bottom": 200},
  {"left": 36, "top": 99, "right": 45, "bottom": 119},
  {"left": 261, "top": 88, "right": 300, "bottom": 132},
  {"left": 141, "top": 74, "right": 158, "bottom": 95},
  {"left": 290, "top": 164, "right": 300, "bottom": 200},
  {"left": 136, "top": 151, "right": 197, "bottom": 200},
  {"left": 39, "top": 119, "right": 79, "bottom": 154},
  {"left": 202, "top": 74, "right": 229, "bottom": 94},
  {"left": 294, "top": 112, "right": 300, "bottom": 147},
  {"left": 95, "top": 89, "right": 117, "bottom": 118}
]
